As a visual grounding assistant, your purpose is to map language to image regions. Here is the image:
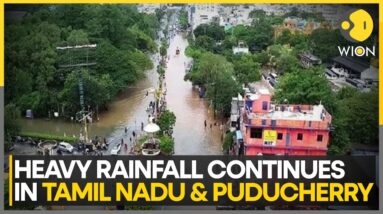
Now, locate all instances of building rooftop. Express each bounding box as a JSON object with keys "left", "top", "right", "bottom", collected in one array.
[
  {"left": 247, "top": 104, "right": 327, "bottom": 122},
  {"left": 247, "top": 82, "right": 272, "bottom": 94},
  {"left": 242, "top": 85, "right": 331, "bottom": 129},
  {"left": 300, "top": 53, "right": 321, "bottom": 62},
  {"left": 333, "top": 56, "right": 370, "bottom": 73}
]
